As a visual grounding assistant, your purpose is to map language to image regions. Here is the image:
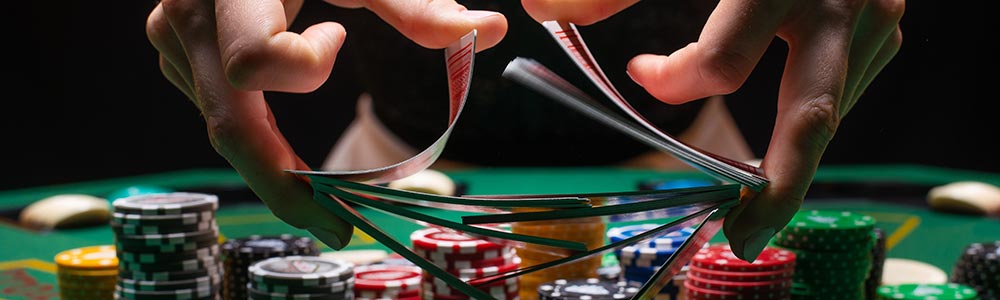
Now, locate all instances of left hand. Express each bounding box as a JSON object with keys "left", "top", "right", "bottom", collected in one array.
[{"left": 521, "top": 0, "right": 904, "bottom": 261}]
